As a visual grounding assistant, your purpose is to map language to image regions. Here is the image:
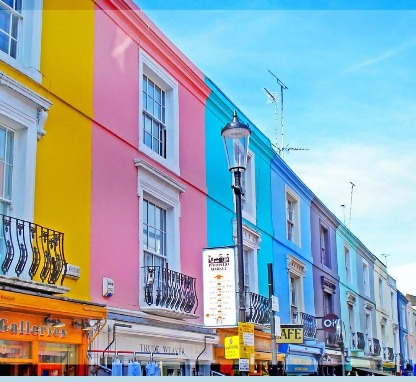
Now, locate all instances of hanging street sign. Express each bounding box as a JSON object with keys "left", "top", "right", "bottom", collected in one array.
[
  {"left": 274, "top": 316, "right": 281, "bottom": 337},
  {"left": 202, "top": 247, "right": 237, "bottom": 327},
  {"left": 271, "top": 295, "right": 279, "bottom": 312}
]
